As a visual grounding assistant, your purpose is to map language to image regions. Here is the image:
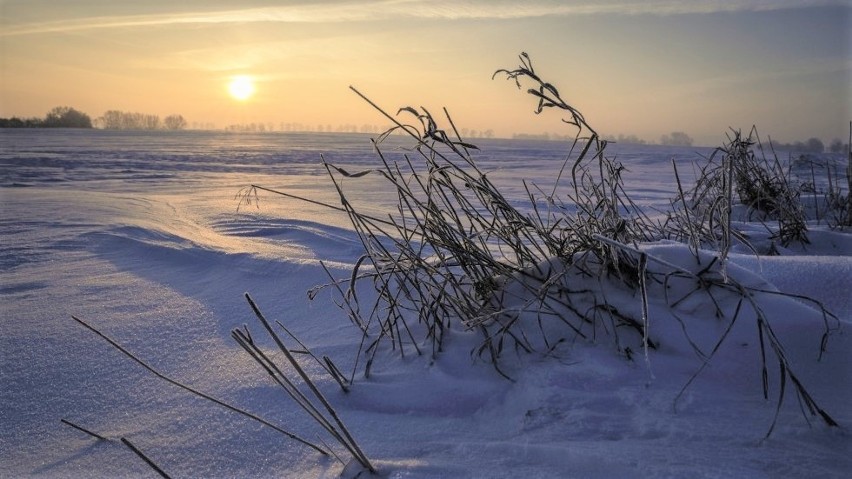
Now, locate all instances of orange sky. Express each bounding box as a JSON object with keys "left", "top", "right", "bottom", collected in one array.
[{"left": 1, "top": 1, "right": 849, "bottom": 145}]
